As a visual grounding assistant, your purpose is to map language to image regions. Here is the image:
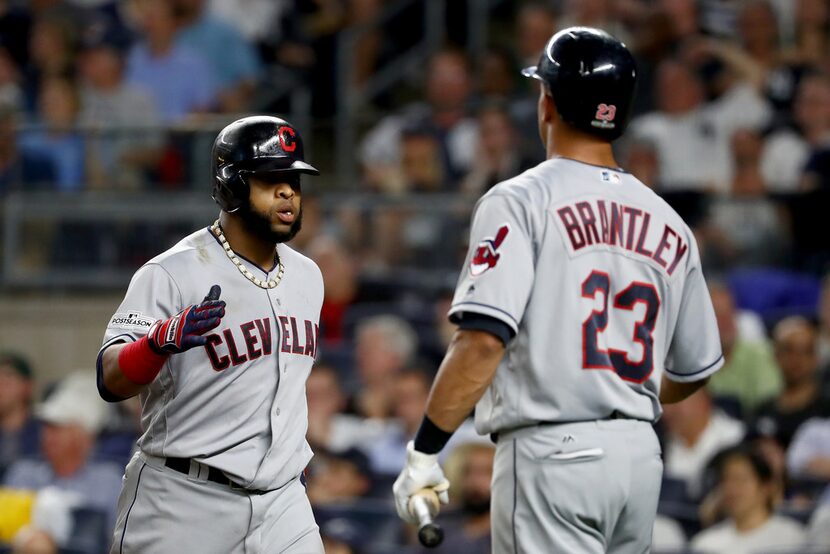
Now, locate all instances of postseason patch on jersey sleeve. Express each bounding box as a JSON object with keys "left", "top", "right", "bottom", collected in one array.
[{"left": 108, "top": 312, "right": 156, "bottom": 332}]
